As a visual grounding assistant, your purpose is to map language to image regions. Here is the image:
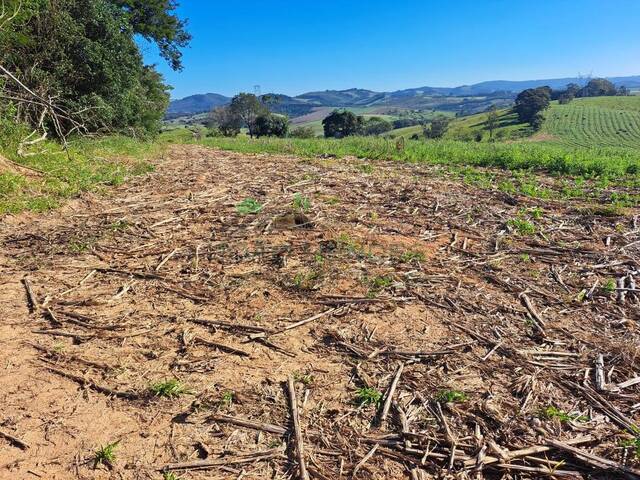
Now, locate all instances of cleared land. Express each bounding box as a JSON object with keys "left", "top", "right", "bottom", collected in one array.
[{"left": 1, "top": 144, "right": 639, "bottom": 479}]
